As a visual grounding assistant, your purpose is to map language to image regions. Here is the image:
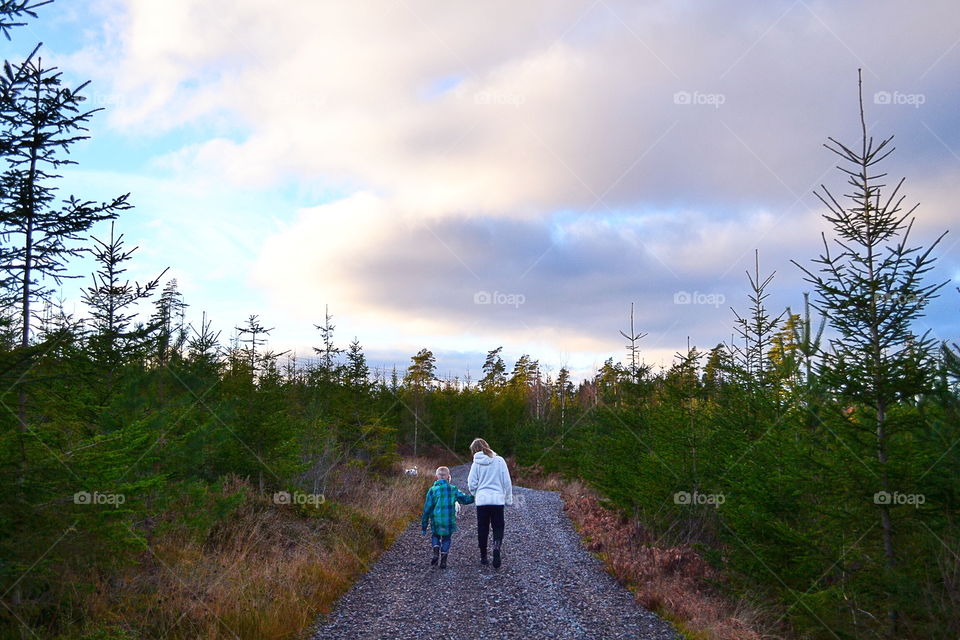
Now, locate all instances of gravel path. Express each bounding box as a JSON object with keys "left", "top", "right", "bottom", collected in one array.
[{"left": 313, "top": 465, "right": 680, "bottom": 640}]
